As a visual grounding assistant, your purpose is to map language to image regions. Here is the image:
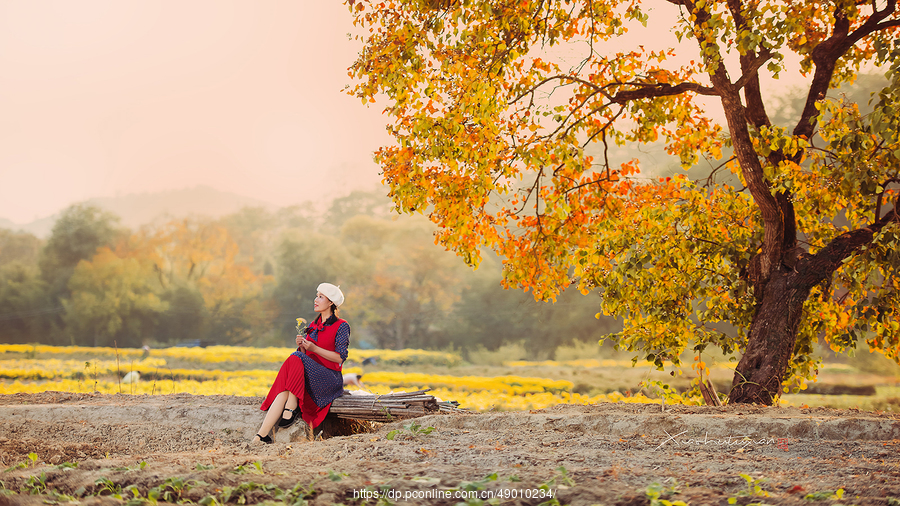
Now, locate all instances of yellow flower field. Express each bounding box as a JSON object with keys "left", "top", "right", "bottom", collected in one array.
[
  {"left": 0, "top": 344, "right": 678, "bottom": 410},
  {"left": 504, "top": 358, "right": 738, "bottom": 370},
  {"left": 0, "top": 344, "right": 460, "bottom": 367}
]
